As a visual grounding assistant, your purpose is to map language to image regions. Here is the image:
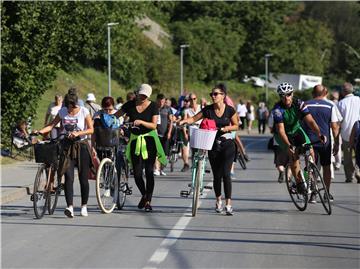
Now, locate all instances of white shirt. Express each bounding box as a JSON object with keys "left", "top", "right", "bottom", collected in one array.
[
  {"left": 59, "top": 106, "right": 90, "bottom": 139},
  {"left": 324, "top": 99, "right": 343, "bottom": 123},
  {"left": 337, "top": 94, "right": 360, "bottom": 141},
  {"left": 237, "top": 104, "right": 247, "bottom": 117},
  {"left": 185, "top": 105, "right": 202, "bottom": 125},
  {"left": 47, "top": 102, "right": 62, "bottom": 127}
]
